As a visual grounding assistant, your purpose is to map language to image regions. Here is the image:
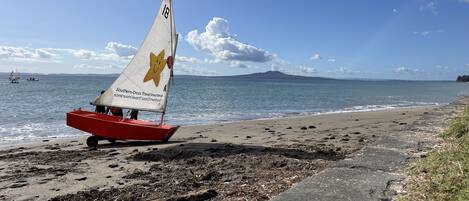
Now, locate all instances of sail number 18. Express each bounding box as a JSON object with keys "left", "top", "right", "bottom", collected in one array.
[{"left": 162, "top": 4, "right": 170, "bottom": 19}]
